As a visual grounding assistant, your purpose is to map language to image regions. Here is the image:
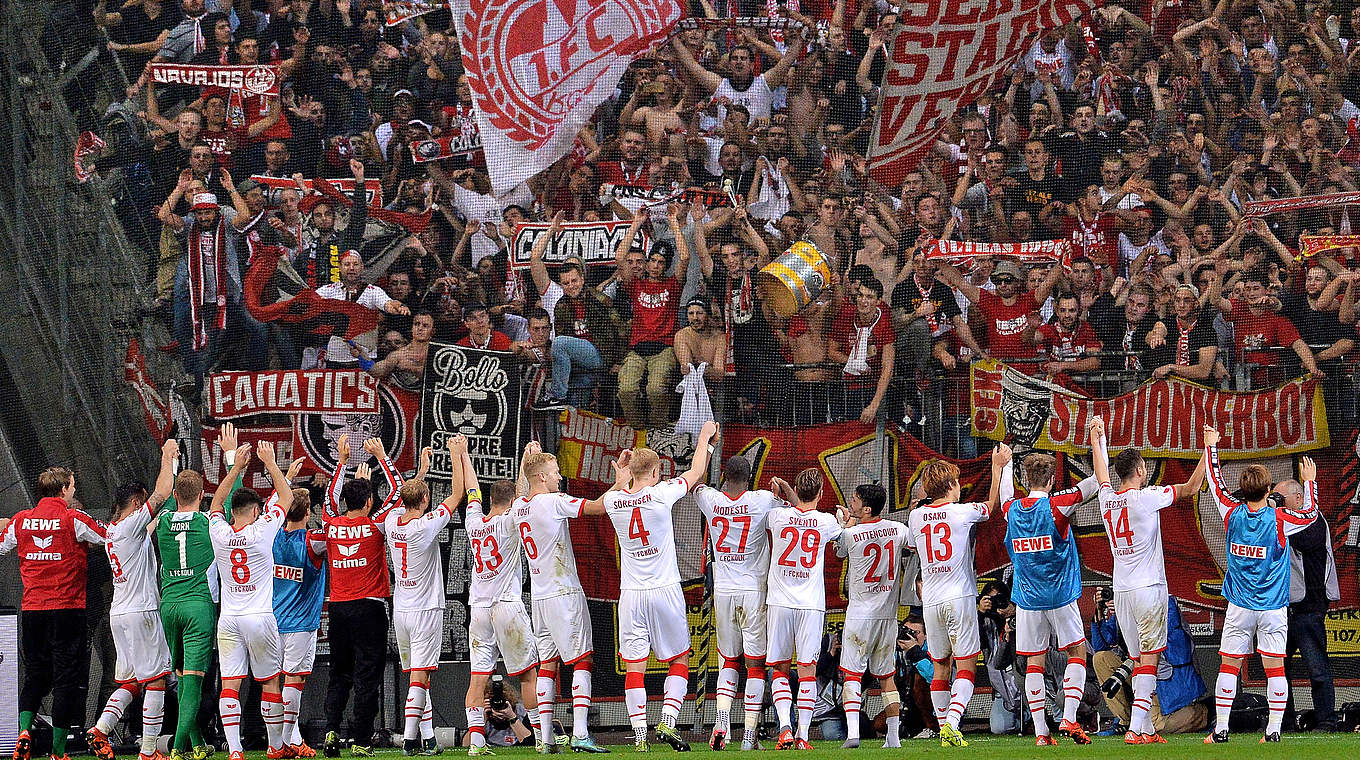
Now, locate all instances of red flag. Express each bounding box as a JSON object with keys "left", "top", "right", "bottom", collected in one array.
[
  {"left": 867, "top": 1, "right": 1100, "bottom": 186},
  {"left": 243, "top": 245, "right": 381, "bottom": 339}
]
